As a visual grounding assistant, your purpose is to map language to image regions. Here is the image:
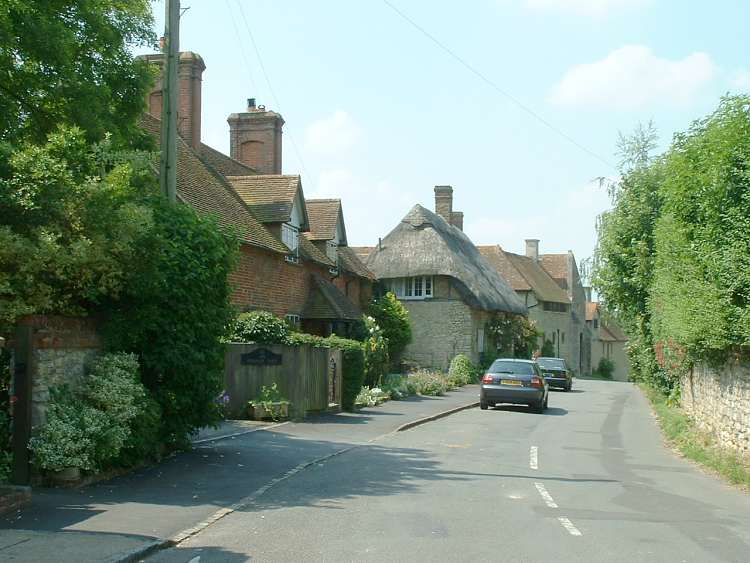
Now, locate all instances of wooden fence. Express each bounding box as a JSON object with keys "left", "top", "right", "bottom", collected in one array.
[{"left": 224, "top": 343, "right": 342, "bottom": 419}]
